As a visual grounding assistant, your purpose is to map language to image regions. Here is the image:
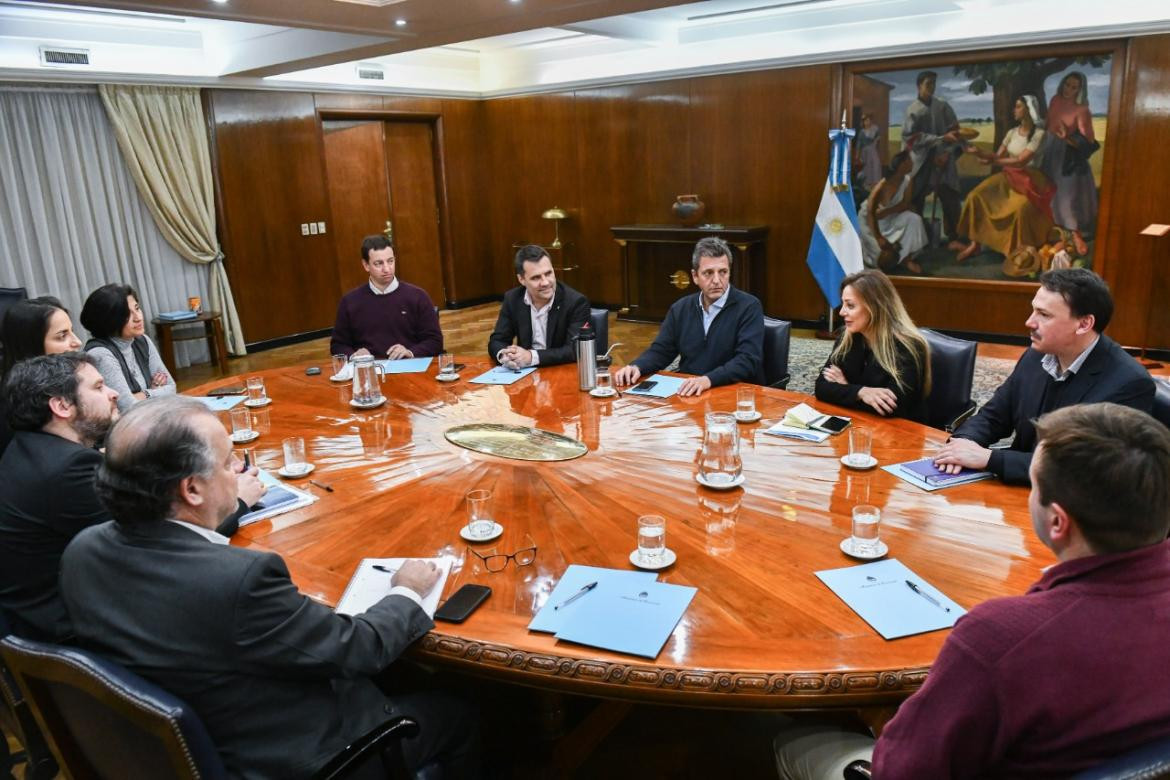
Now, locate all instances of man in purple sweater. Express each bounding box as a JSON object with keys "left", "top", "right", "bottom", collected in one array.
[
  {"left": 775, "top": 402, "right": 1170, "bottom": 779},
  {"left": 330, "top": 235, "right": 443, "bottom": 359}
]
